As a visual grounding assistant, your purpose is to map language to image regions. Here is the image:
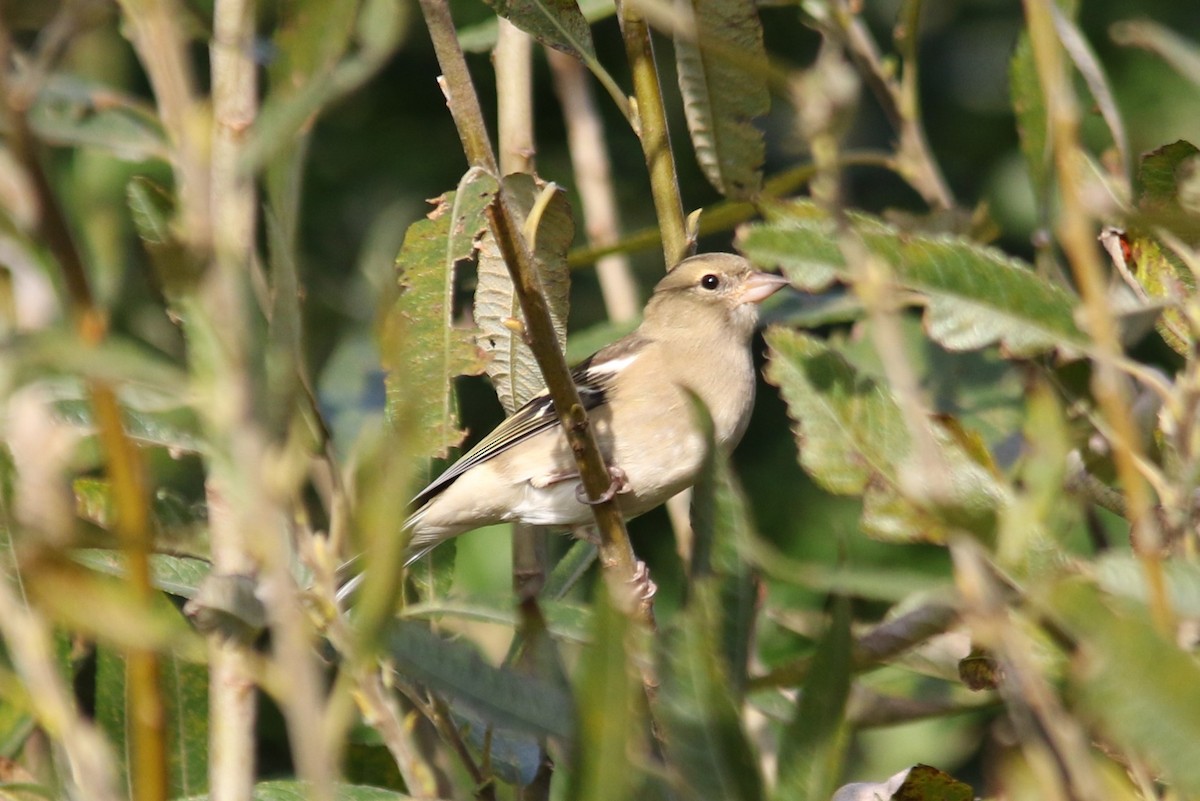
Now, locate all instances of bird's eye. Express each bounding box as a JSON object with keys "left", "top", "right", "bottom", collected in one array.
[{"left": 700, "top": 273, "right": 720, "bottom": 290}]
